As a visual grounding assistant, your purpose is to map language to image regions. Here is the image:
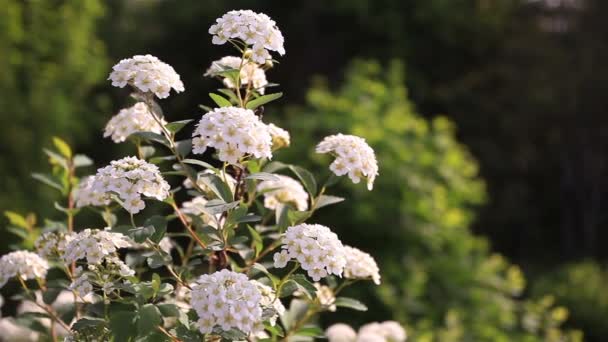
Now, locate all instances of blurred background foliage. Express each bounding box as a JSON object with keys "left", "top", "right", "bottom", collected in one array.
[{"left": 1, "top": 0, "right": 606, "bottom": 340}]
